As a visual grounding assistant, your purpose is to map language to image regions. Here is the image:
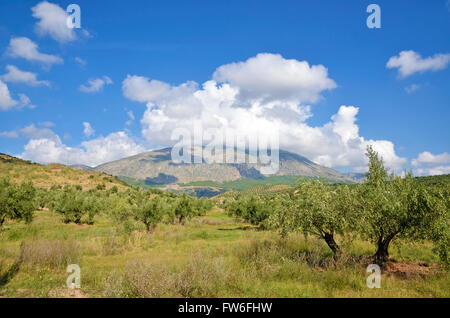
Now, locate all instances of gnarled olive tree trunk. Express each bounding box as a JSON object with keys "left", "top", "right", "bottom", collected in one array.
[
  {"left": 373, "top": 232, "right": 397, "bottom": 265},
  {"left": 323, "top": 233, "right": 341, "bottom": 257}
]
